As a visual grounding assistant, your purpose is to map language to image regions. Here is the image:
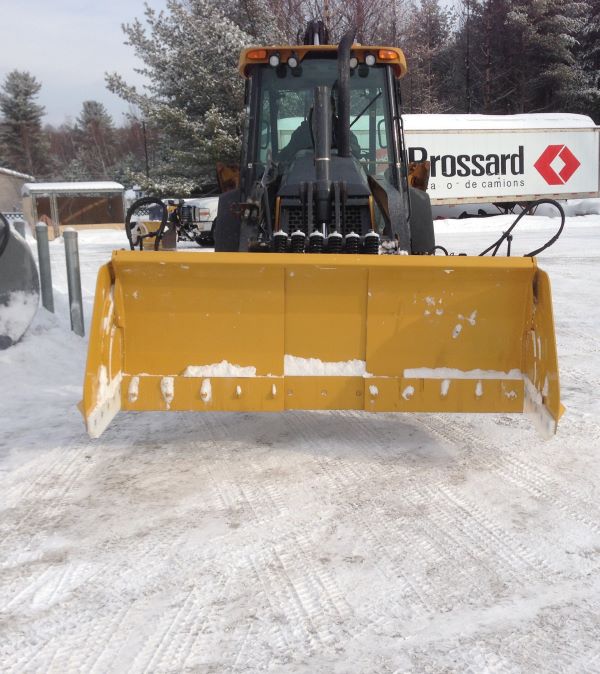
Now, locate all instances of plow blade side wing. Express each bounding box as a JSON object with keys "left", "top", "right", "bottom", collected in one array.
[{"left": 81, "top": 251, "right": 561, "bottom": 438}]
